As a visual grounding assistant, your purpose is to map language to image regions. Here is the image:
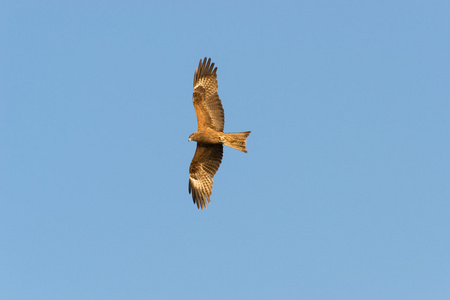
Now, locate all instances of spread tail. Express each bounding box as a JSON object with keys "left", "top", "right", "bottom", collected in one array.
[{"left": 222, "top": 131, "right": 251, "bottom": 153}]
